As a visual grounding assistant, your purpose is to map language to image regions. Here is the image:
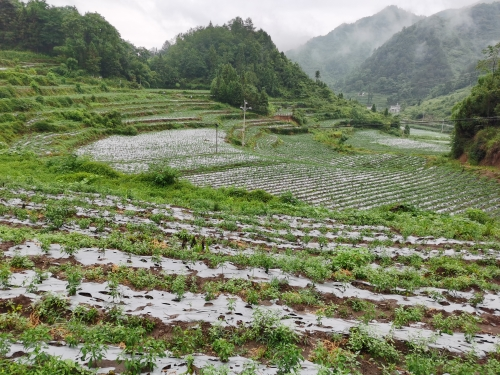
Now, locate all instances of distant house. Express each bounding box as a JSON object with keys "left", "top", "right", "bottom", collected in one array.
[{"left": 389, "top": 103, "right": 401, "bottom": 114}]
